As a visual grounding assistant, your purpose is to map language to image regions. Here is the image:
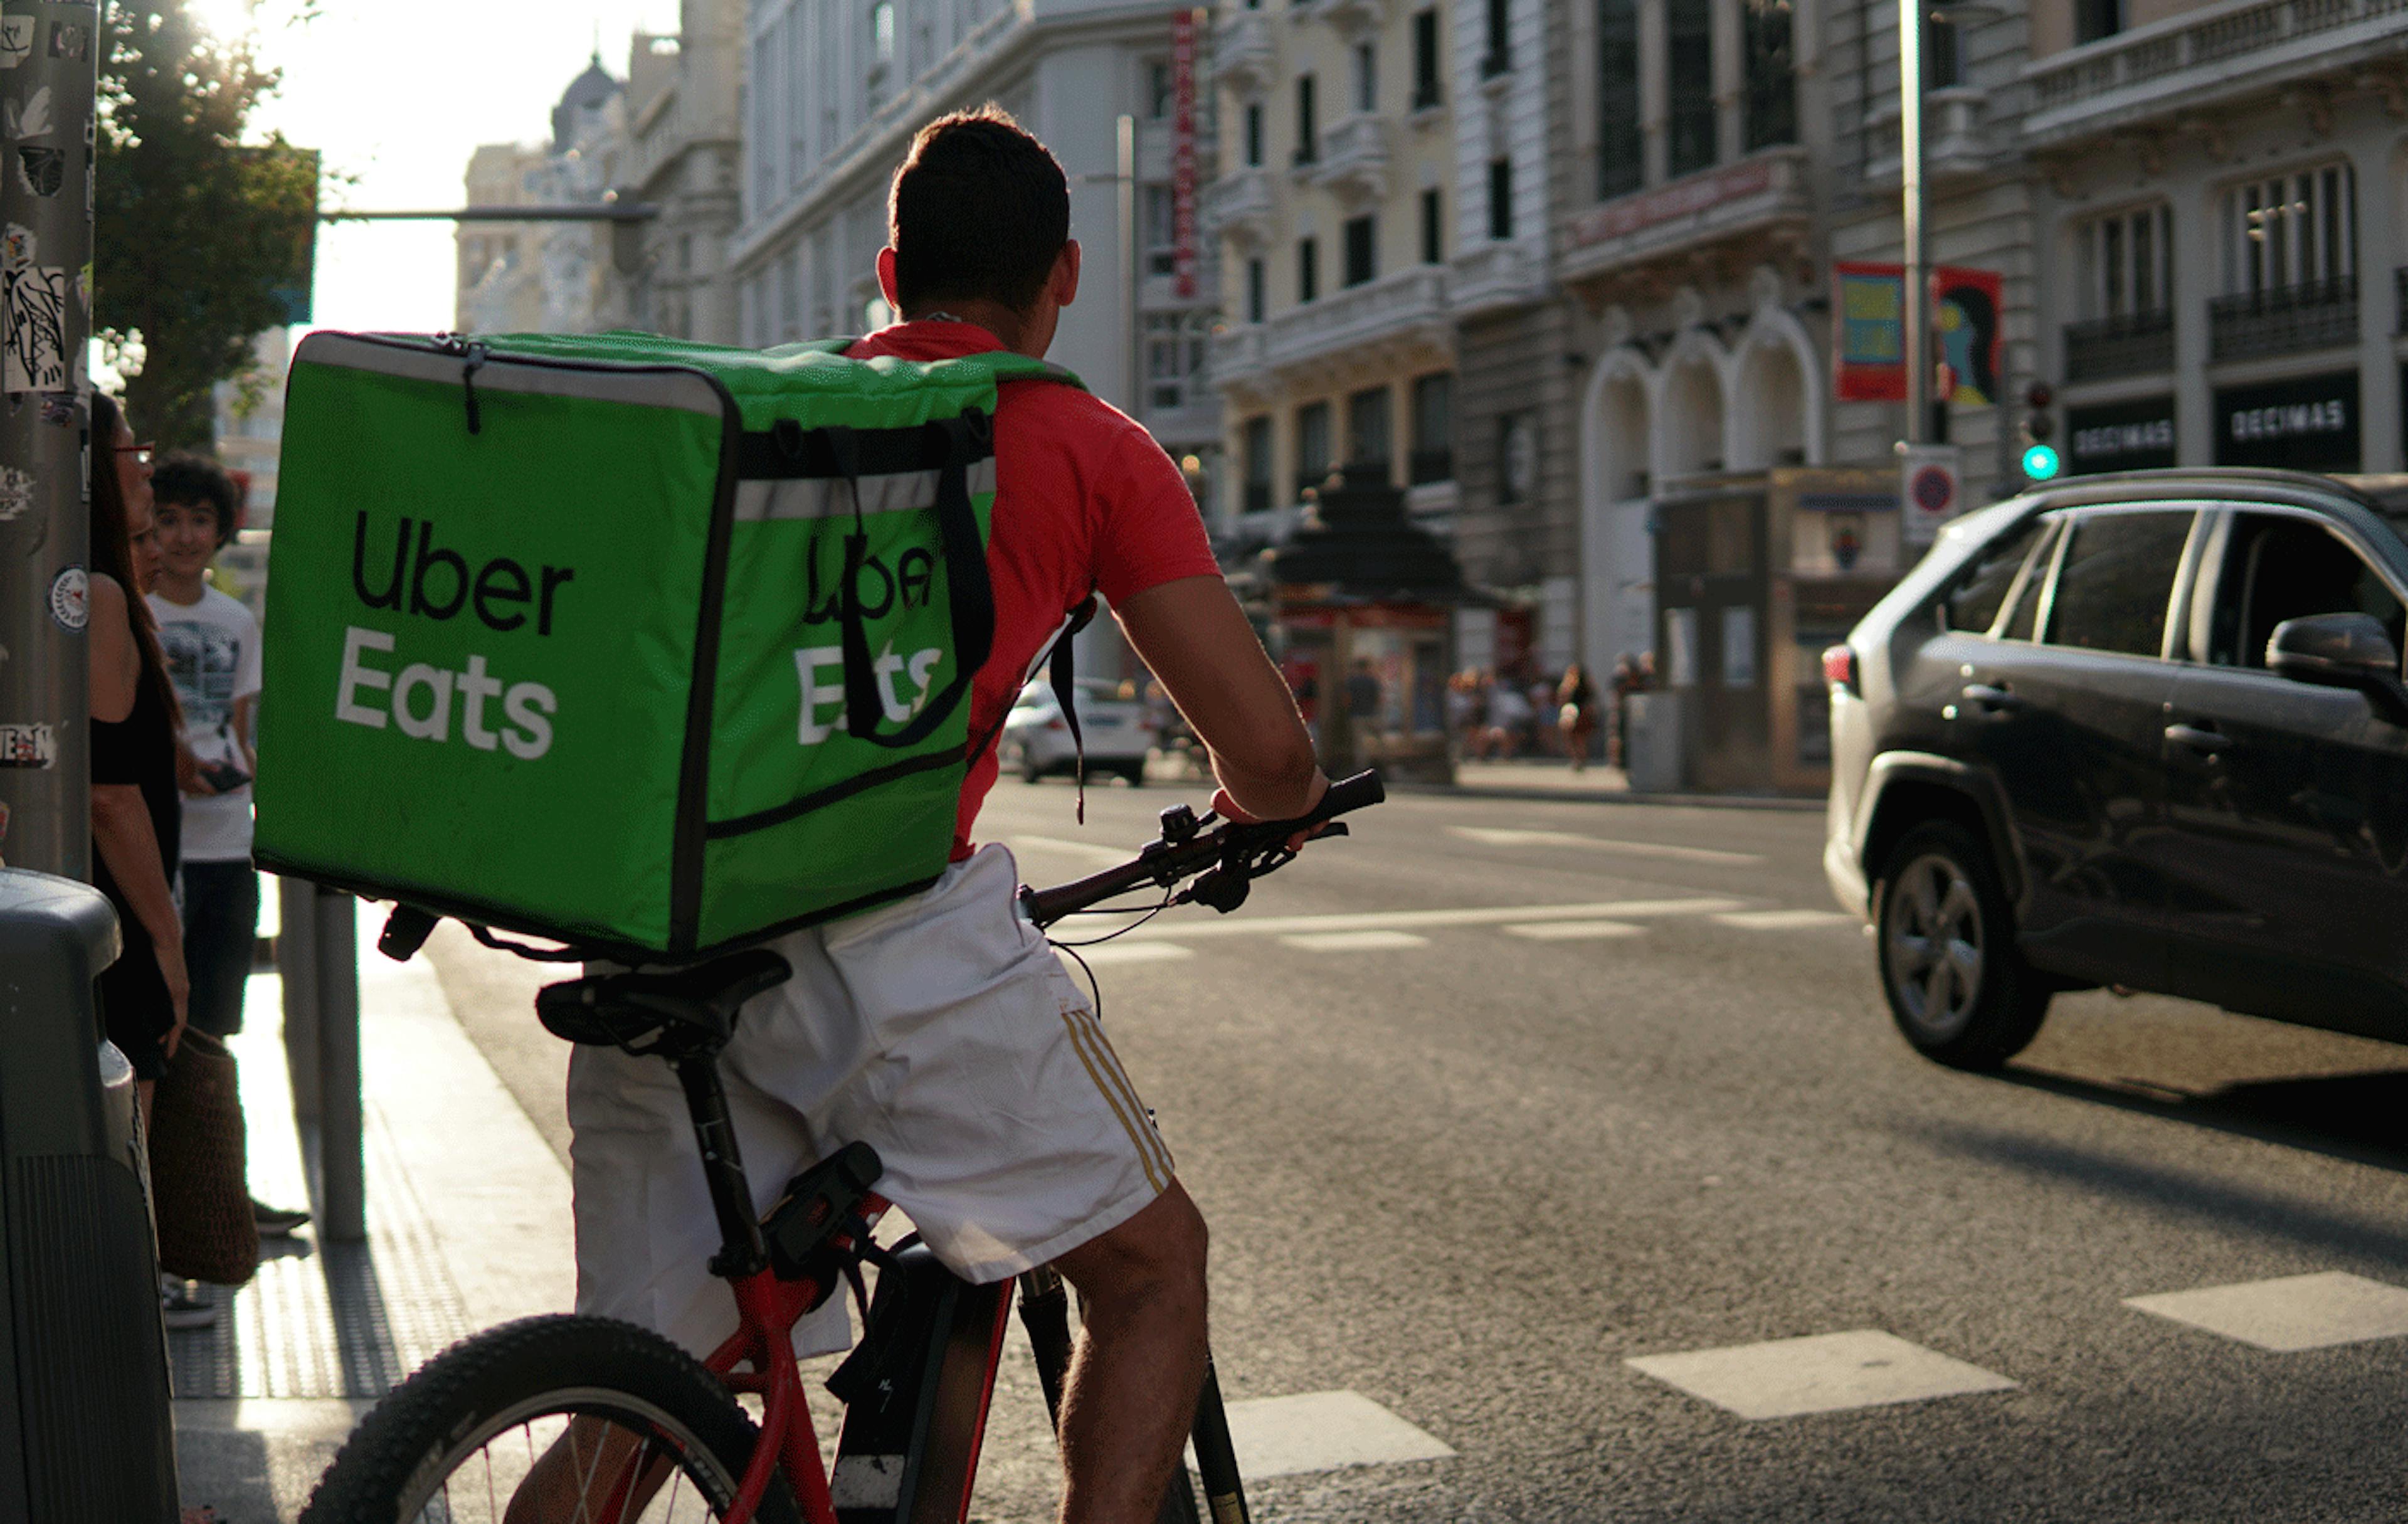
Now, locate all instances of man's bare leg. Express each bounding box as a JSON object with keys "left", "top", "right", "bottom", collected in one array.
[{"left": 1050, "top": 1183, "right": 1212, "bottom": 1524}]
